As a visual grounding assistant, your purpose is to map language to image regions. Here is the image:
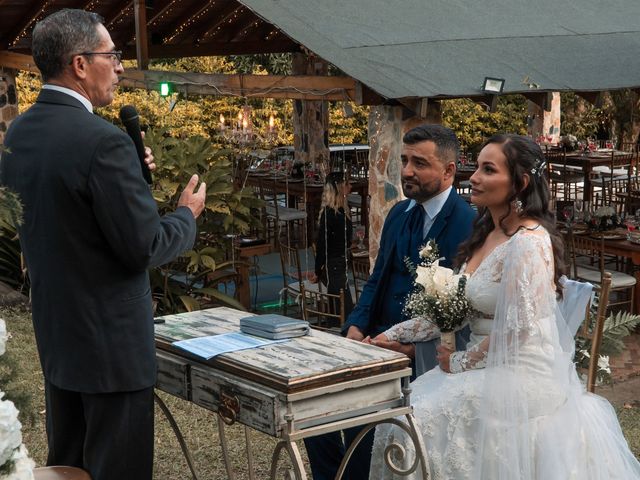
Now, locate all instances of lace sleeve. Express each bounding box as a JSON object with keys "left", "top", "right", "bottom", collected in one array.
[
  {"left": 384, "top": 317, "right": 440, "bottom": 343},
  {"left": 450, "top": 337, "right": 488, "bottom": 372}
]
